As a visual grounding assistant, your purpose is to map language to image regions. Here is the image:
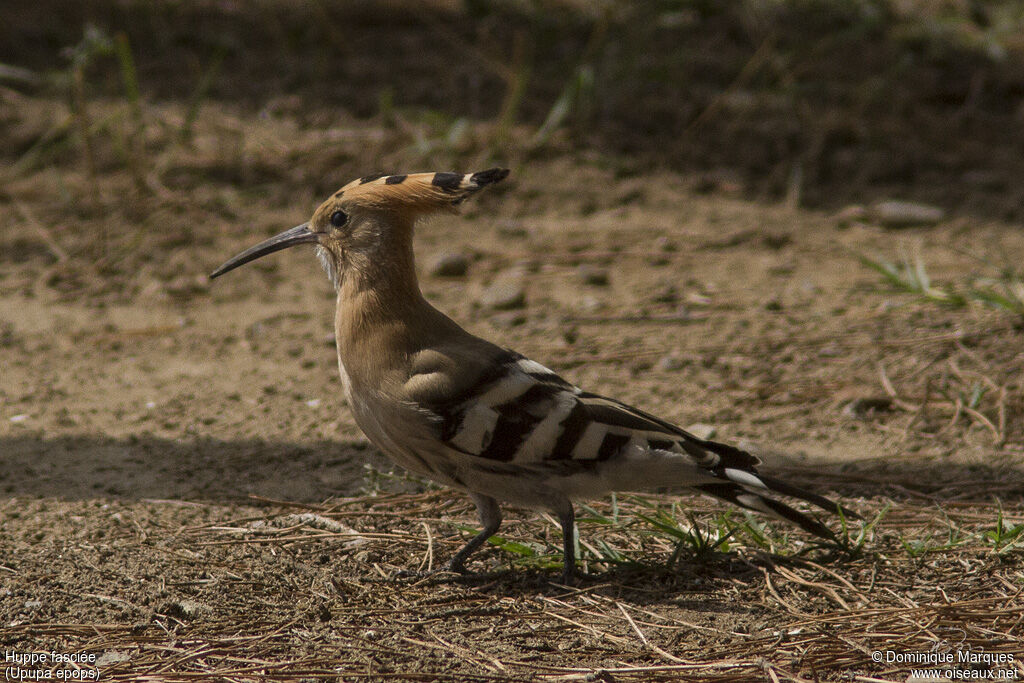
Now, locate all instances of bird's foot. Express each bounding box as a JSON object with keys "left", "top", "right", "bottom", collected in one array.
[
  {"left": 557, "top": 568, "right": 580, "bottom": 586},
  {"left": 444, "top": 558, "right": 469, "bottom": 575},
  {"left": 554, "top": 565, "right": 605, "bottom": 586}
]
